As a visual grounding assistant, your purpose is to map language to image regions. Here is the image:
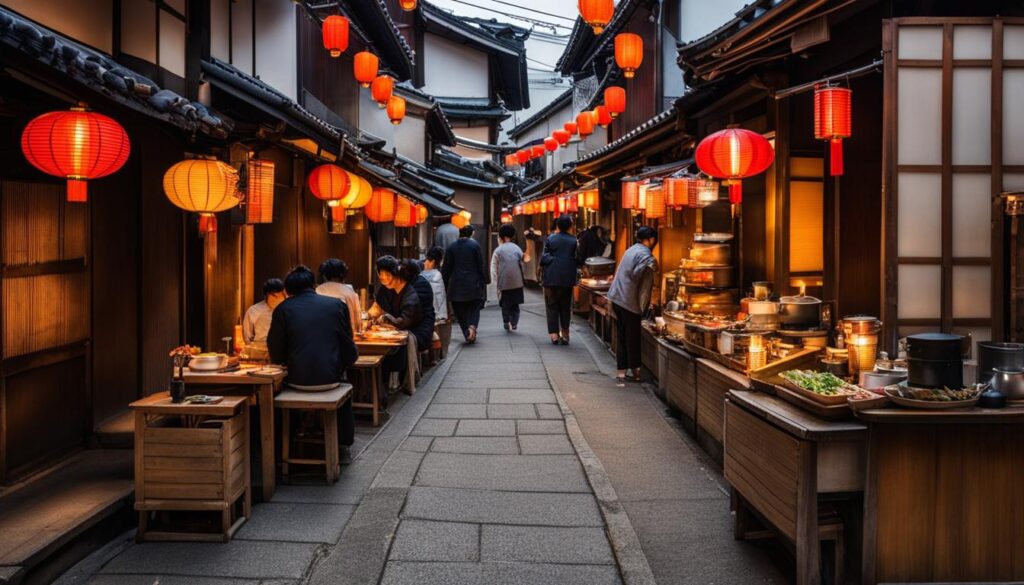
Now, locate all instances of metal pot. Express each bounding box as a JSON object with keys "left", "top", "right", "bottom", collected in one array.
[
  {"left": 777, "top": 295, "right": 822, "bottom": 329},
  {"left": 689, "top": 242, "right": 731, "bottom": 266},
  {"left": 906, "top": 332, "right": 966, "bottom": 361},
  {"left": 990, "top": 369, "right": 1024, "bottom": 401},
  {"left": 583, "top": 256, "right": 615, "bottom": 278},
  {"left": 683, "top": 266, "right": 734, "bottom": 288},
  {"left": 977, "top": 342, "right": 1024, "bottom": 383},
  {"left": 859, "top": 370, "right": 908, "bottom": 391},
  {"left": 907, "top": 357, "right": 963, "bottom": 389}
]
